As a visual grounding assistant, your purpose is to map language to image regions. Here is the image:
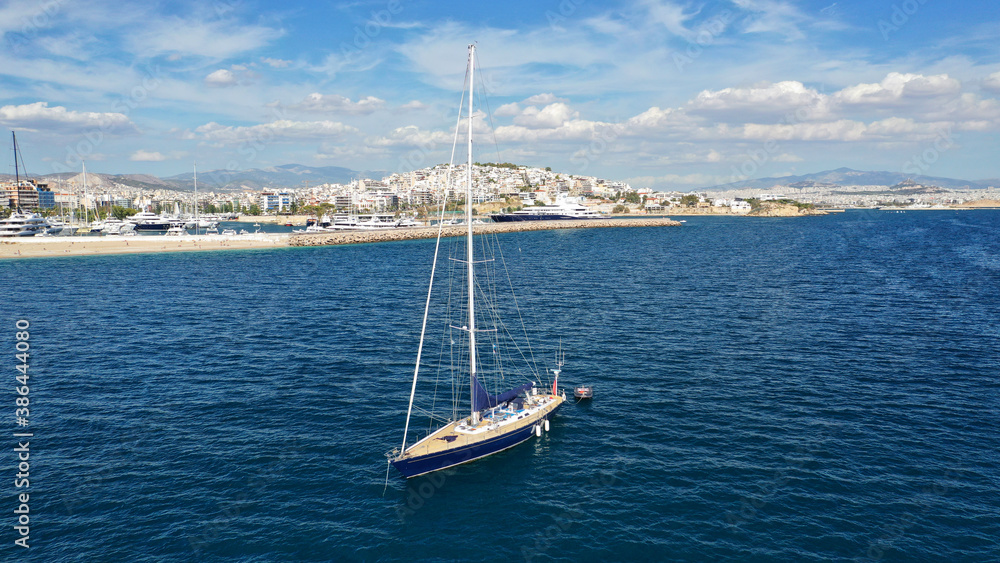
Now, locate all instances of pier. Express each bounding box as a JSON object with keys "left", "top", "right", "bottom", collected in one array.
[{"left": 289, "top": 217, "right": 683, "bottom": 247}]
